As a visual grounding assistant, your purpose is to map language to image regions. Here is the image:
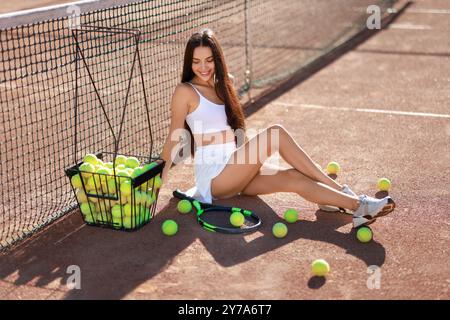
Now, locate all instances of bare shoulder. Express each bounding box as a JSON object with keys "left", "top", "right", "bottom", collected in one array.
[
  {"left": 173, "top": 82, "right": 195, "bottom": 100},
  {"left": 172, "top": 82, "right": 196, "bottom": 109}
]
